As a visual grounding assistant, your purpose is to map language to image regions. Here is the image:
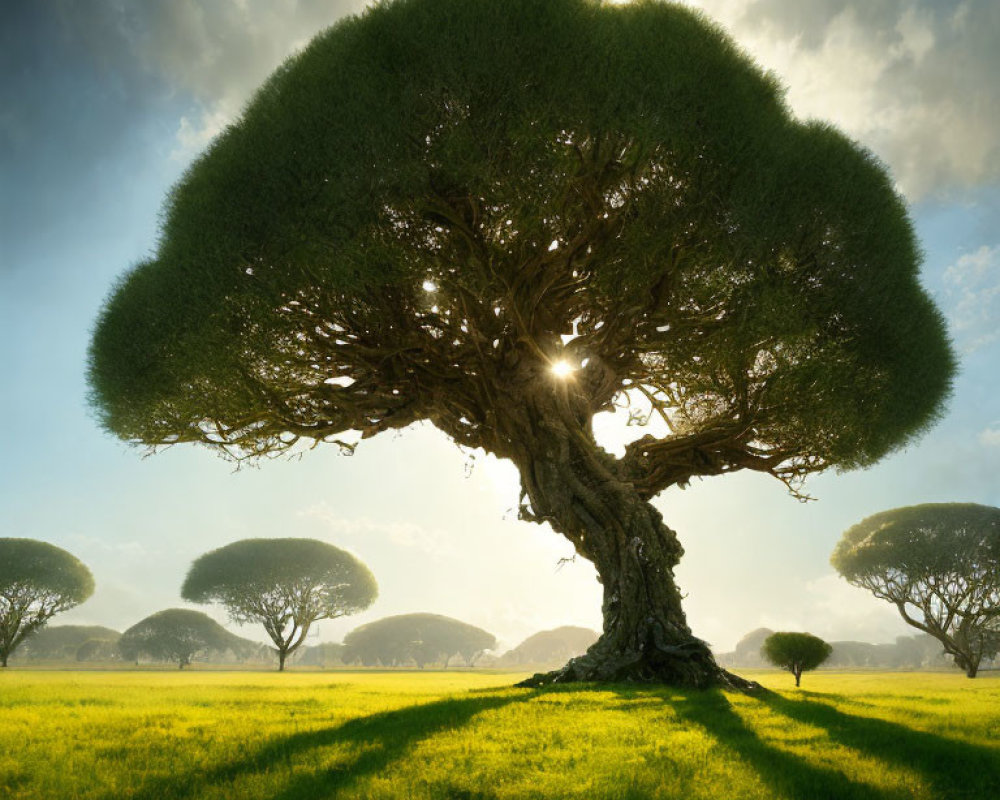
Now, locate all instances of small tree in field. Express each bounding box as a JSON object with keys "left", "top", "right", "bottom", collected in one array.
[
  {"left": 832, "top": 504, "right": 1000, "bottom": 678},
  {"left": 182, "top": 538, "right": 377, "bottom": 670},
  {"left": 0, "top": 539, "right": 94, "bottom": 667},
  {"left": 88, "top": 0, "right": 954, "bottom": 688},
  {"left": 117, "top": 609, "right": 241, "bottom": 669},
  {"left": 761, "top": 632, "right": 832, "bottom": 687}
]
